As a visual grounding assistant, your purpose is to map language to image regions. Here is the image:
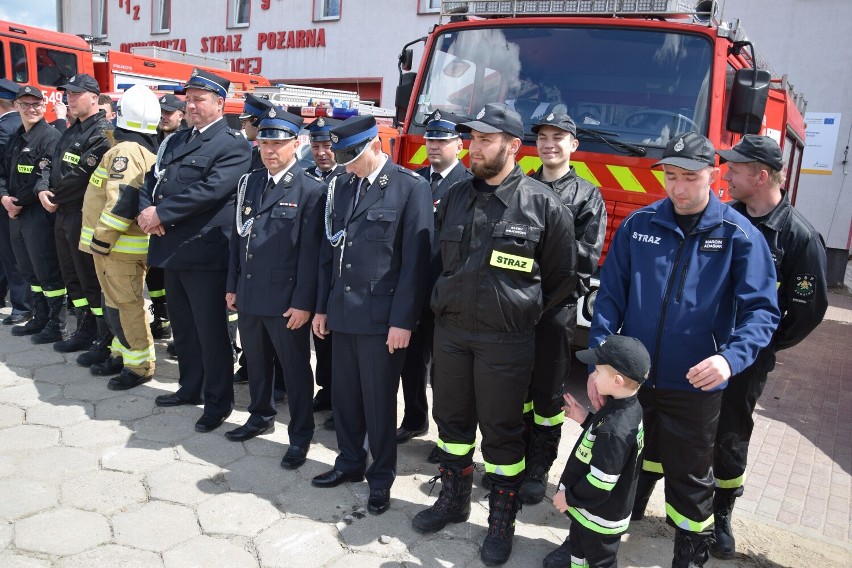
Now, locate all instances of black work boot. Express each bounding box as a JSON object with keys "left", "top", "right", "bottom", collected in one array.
[
  {"left": 90, "top": 355, "right": 124, "bottom": 376},
  {"left": 481, "top": 484, "right": 522, "bottom": 566},
  {"left": 149, "top": 302, "right": 171, "bottom": 339},
  {"left": 542, "top": 537, "right": 572, "bottom": 568},
  {"left": 31, "top": 296, "right": 66, "bottom": 344},
  {"left": 412, "top": 464, "right": 474, "bottom": 533},
  {"left": 166, "top": 341, "right": 177, "bottom": 359},
  {"left": 108, "top": 367, "right": 152, "bottom": 391},
  {"left": 12, "top": 295, "right": 49, "bottom": 336},
  {"left": 672, "top": 529, "right": 710, "bottom": 568},
  {"left": 53, "top": 309, "right": 97, "bottom": 352},
  {"left": 709, "top": 489, "right": 737, "bottom": 559},
  {"left": 520, "top": 424, "right": 561, "bottom": 505},
  {"left": 631, "top": 471, "right": 663, "bottom": 520},
  {"left": 76, "top": 317, "right": 114, "bottom": 367}
]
